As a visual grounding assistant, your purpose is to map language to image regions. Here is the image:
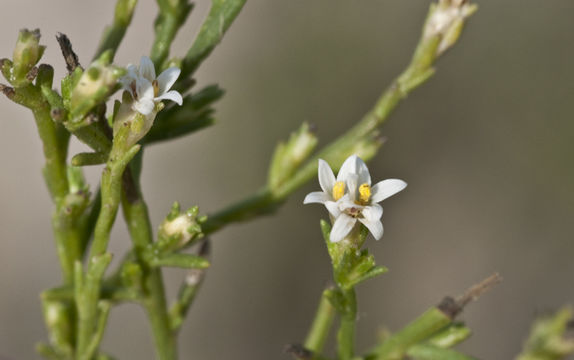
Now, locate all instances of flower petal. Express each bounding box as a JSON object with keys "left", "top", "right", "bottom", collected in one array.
[
  {"left": 359, "top": 218, "right": 384, "bottom": 240},
  {"left": 330, "top": 213, "right": 356, "bottom": 243},
  {"left": 362, "top": 204, "right": 383, "bottom": 222},
  {"left": 337, "top": 154, "right": 358, "bottom": 182},
  {"left": 337, "top": 195, "right": 362, "bottom": 212},
  {"left": 126, "top": 64, "right": 138, "bottom": 77},
  {"left": 155, "top": 90, "right": 183, "bottom": 105},
  {"left": 324, "top": 201, "right": 341, "bottom": 218},
  {"left": 345, "top": 173, "right": 358, "bottom": 202},
  {"left": 355, "top": 156, "right": 371, "bottom": 185},
  {"left": 156, "top": 67, "right": 181, "bottom": 95},
  {"left": 133, "top": 98, "right": 155, "bottom": 115},
  {"left": 303, "top": 191, "right": 329, "bottom": 204},
  {"left": 139, "top": 56, "right": 156, "bottom": 82},
  {"left": 370, "top": 179, "right": 407, "bottom": 203},
  {"left": 135, "top": 77, "right": 154, "bottom": 101},
  {"left": 318, "top": 159, "right": 336, "bottom": 195}
]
